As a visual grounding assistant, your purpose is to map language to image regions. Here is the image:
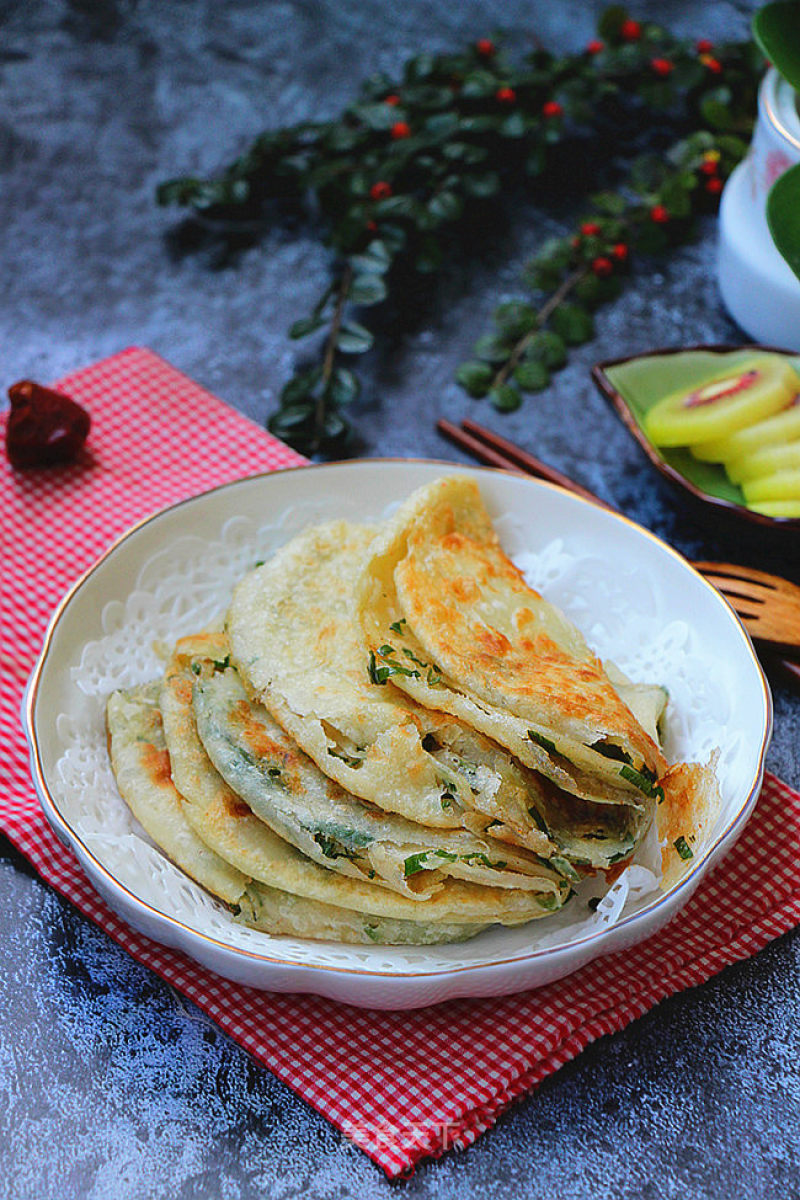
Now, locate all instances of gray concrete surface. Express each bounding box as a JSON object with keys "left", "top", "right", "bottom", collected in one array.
[{"left": 2, "top": 1, "right": 798, "bottom": 1196}]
